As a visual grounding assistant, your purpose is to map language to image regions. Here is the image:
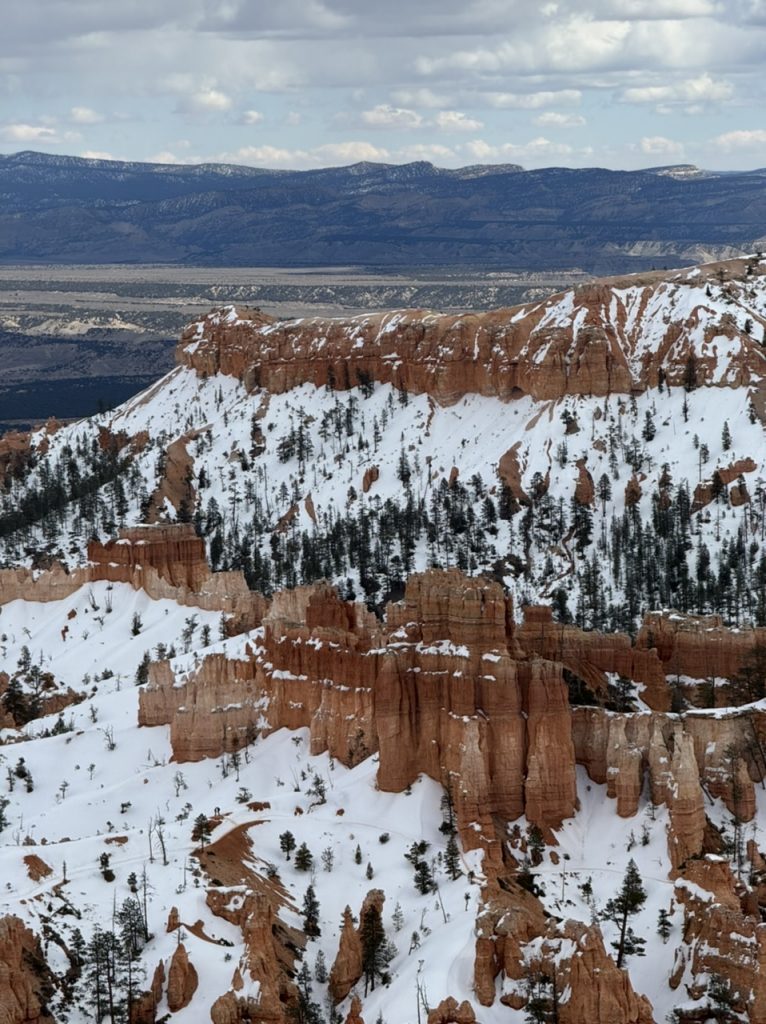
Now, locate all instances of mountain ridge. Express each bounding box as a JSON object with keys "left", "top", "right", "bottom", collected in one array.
[{"left": 1, "top": 151, "right": 765, "bottom": 272}]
